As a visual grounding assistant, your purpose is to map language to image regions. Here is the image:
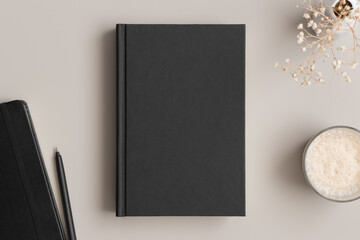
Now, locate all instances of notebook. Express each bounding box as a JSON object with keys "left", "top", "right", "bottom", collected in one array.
[
  {"left": 116, "top": 24, "right": 245, "bottom": 216},
  {"left": 0, "top": 100, "right": 65, "bottom": 240}
]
